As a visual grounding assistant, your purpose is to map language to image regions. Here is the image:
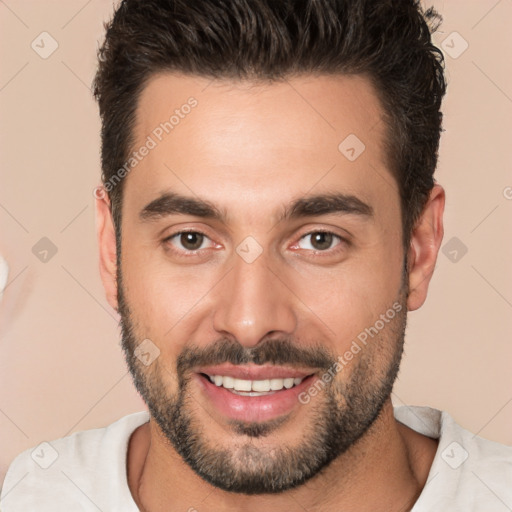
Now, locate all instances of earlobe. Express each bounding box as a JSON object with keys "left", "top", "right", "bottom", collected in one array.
[
  {"left": 95, "top": 188, "right": 119, "bottom": 312},
  {"left": 406, "top": 184, "right": 445, "bottom": 311}
]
